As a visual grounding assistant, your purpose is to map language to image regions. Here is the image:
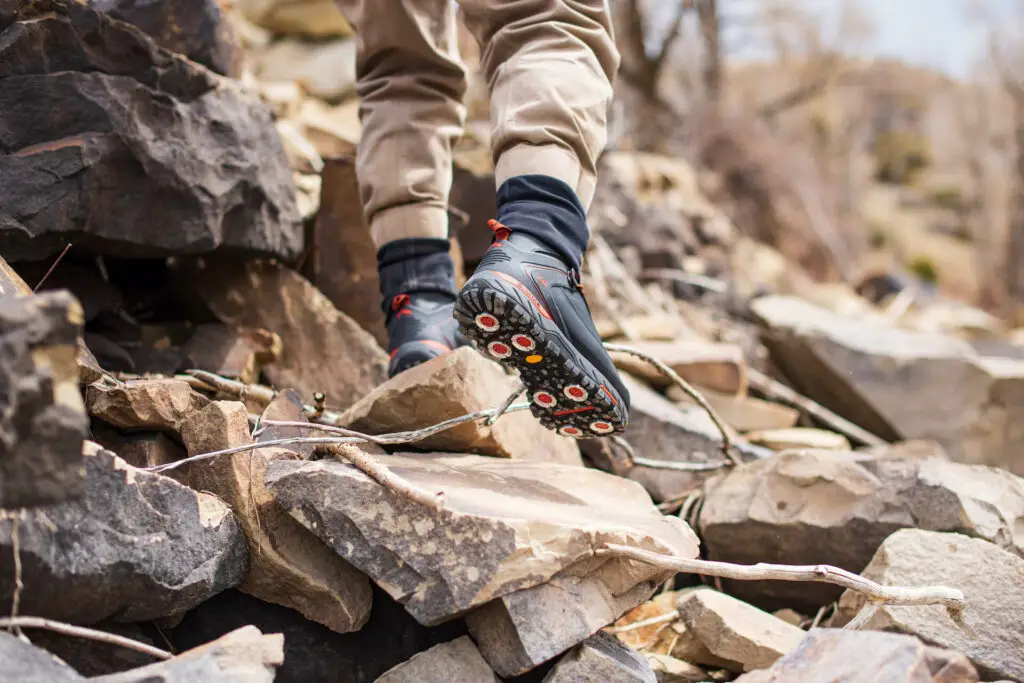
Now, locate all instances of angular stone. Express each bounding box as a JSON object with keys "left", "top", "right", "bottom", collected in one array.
[
  {"left": 541, "top": 632, "right": 655, "bottom": 683},
  {"left": 339, "top": 348, "right": 582, "bottom": 466},
  {"left": 92, "top": 429, "right": 187, "bottom": 485},
  {"left": 237, "top": 0, "right": 354, "bottom": 38},
  {"left": 734, "top": 629, "right": 978, "bottom": 683},
  {"left": 700, "top": 450, "right": 1024, "bottom": 611},
  {"left": 608, "top": 340, "right": 748, "bottom": 395},
  {"left": 374, "top": 637, "right": 499, "bottom": 683},
  {"left": 251, "top": 37, "right": 357, "bottom": 101},
  {"left": 88, "top": 0, "right": 242, "bottom": 76},
  {"left": 834, "top": 530, "right": 1024, "bottom": 681},
  {"left": 255, "top": 387, "right": 319, "bottom": 458},
  {"left": 26, "top": 622, "right": 159, "bottom": 677},
  {"left": 0, "top": 290, "right": 89, "bottom": 508},
  {"left": 0, "top": 442, "right": 246, "bottom": 623},
  {"left": 643, "top": 654, "right": 707, "bottom": 683},
  {"left": 751, "top": 295, "right": 1024, "bottom": 474},
  {"left": 744, "top": 427, "right": 851, "bottom": 451},
  {"left": 87, "top": 378, "right": 209, "bottom": 435},
  {"left": 182, "top": 400, "right": 373, "bottom": 633},
  {"left": 89, "top": 626, "right": 283, "bottom": 683},
  {"left": 181, "top": 324, "right": 282, "bottom": 385},
  {"left": 266, "top": 453, "right": 699, "bottom": 627},
  {"left": 615, "top": 374, "right": 770, "bottom": 502},
  {"left": 467, "top": 572, "right": 662, "bottom": 677},
  {"left": 0, "top": 0, "right": 302, "bottom": 262},
  {"left": 0, "top": 632, "right": 85, "bottom": 683},
  {"left": 670, "top": 386, "right": 799, "bottom": 432},
  {"left": 173, "top": 258, "right": 386, "bottom": 412}
]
